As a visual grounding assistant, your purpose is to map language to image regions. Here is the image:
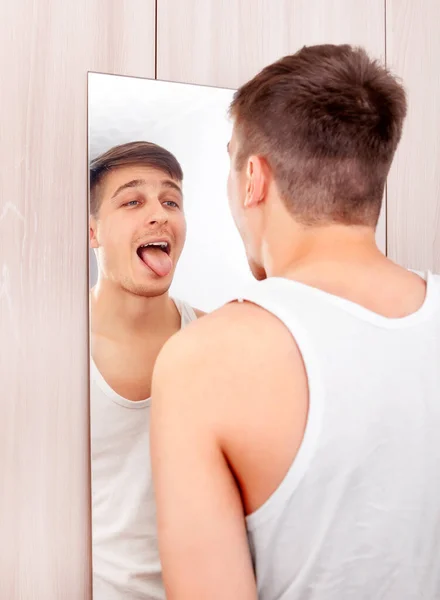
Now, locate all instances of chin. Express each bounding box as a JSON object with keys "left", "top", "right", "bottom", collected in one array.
[
  {"left": 122, "top": 275, "right": 173, "bottom": 298},
  {"left": 134, "top": 284, "right": 171, "bottom": 298}
]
